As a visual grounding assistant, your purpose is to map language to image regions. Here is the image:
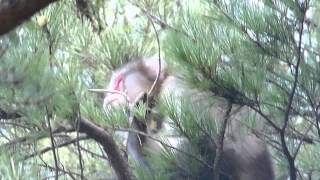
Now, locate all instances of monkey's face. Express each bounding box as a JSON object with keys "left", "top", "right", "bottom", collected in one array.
[
  {"left": 103, "top": 71, "right": 152, "bottom": 111},
  {"left": 103, "top": 57, "right": 167, "bottom": 112}
]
